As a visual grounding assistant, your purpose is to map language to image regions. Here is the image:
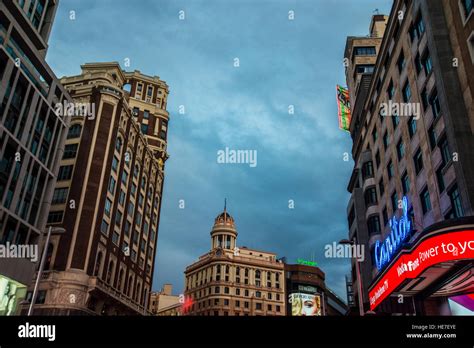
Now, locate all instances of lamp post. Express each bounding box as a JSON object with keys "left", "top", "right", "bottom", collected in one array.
[
  {"left": 339, "top": 239, "right": 365, "bottom": 316},
  {"left": 28, "top": 226, "right": 65, "bottom": 316}
]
